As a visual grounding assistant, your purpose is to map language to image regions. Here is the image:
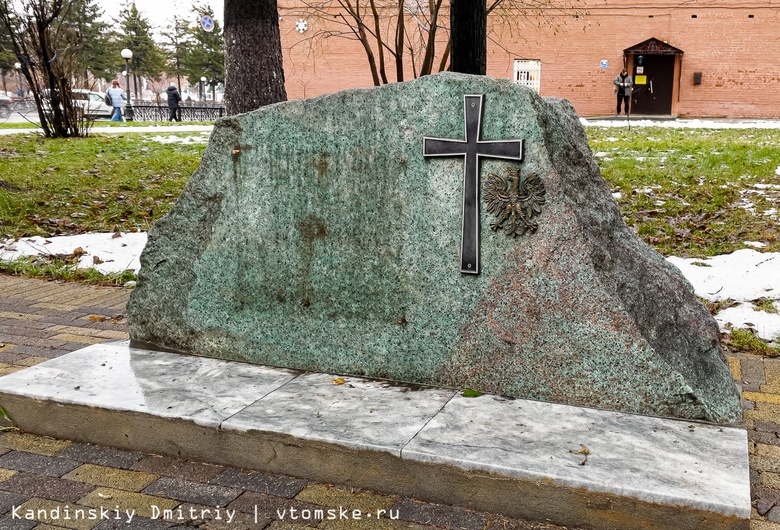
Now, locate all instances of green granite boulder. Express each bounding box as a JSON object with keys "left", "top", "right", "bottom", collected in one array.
[{"left": 128, "top": 72, "right": 742, "bottom": 424}]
